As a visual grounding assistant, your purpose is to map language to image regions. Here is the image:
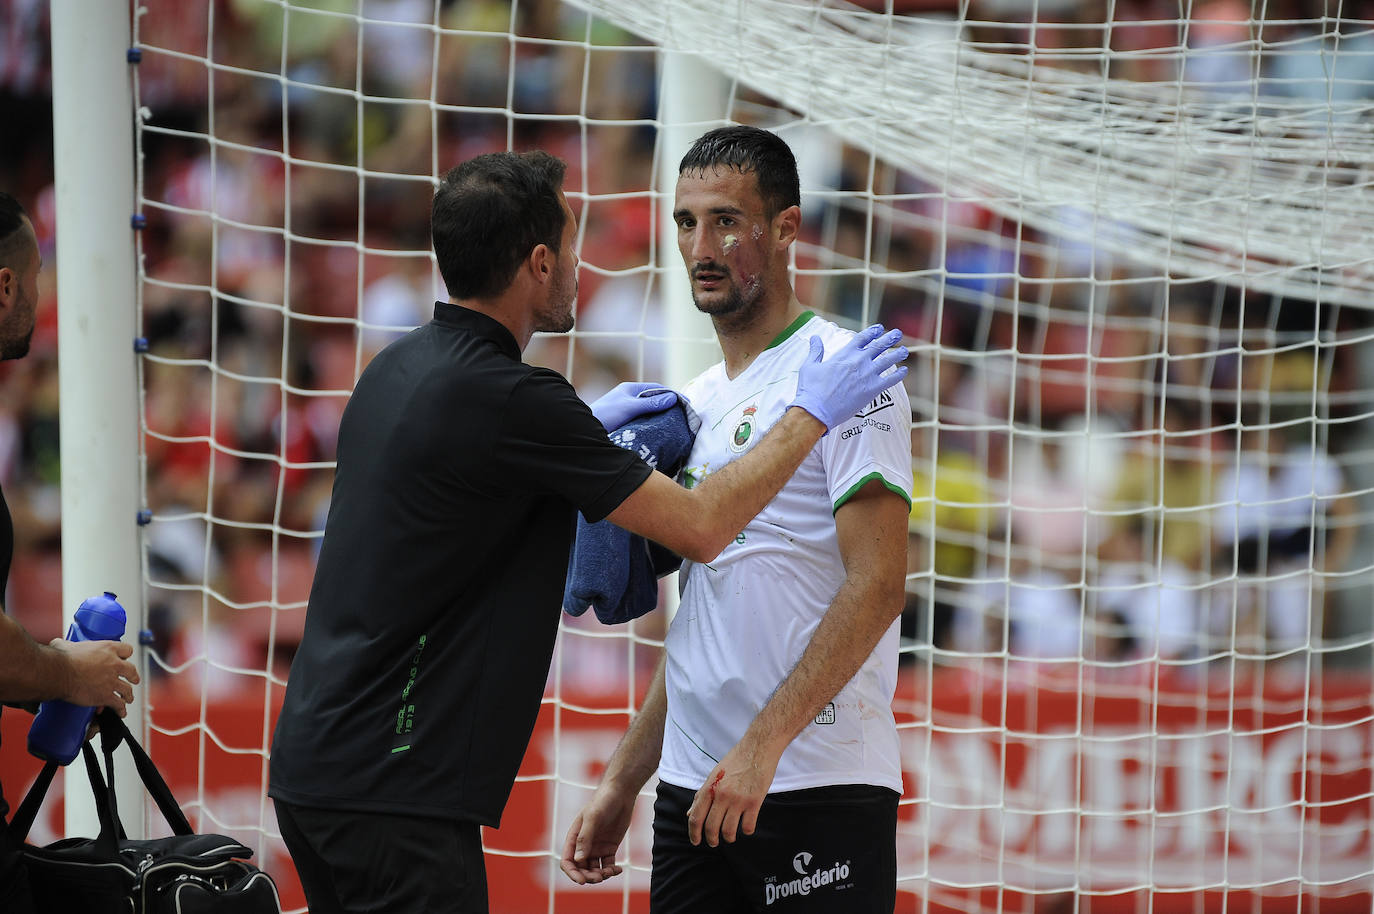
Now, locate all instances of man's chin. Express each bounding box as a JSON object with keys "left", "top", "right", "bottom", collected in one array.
[
  {"left": 1, "top": 336, "right": 30, "bottom": 362},
  {"left": 692, "top": 290, "right": 746, "bottom": 317},
  {"left": 536, "top": 314, "right": 575, "bottom": 334}
]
